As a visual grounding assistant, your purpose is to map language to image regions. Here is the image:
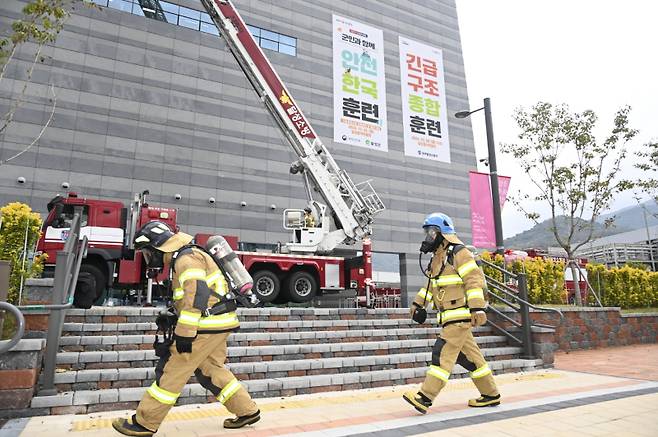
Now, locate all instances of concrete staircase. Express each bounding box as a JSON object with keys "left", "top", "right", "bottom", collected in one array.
[{"left": 30, "top": 307, "right": 545, "bottom": 414}]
